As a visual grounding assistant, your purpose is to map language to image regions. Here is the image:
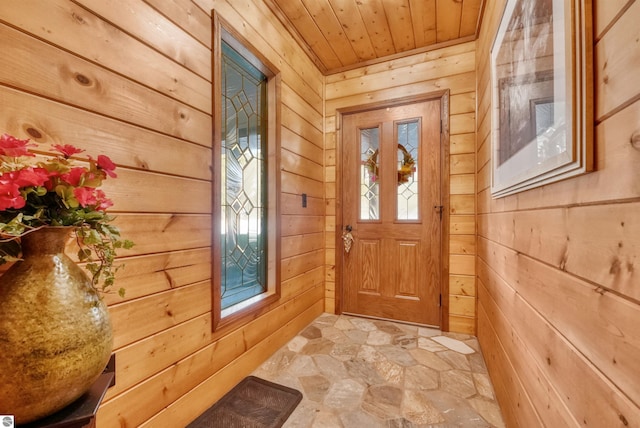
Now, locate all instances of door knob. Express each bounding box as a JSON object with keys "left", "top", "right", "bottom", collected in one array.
[{"left": 342, "top": 225, "right": 354, "bottom": 253}]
